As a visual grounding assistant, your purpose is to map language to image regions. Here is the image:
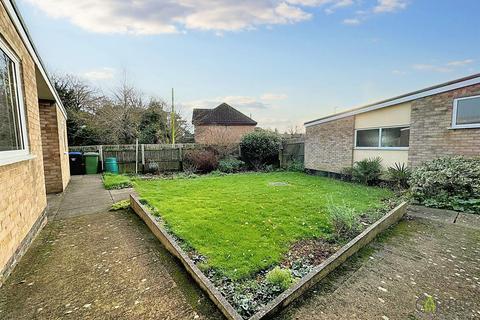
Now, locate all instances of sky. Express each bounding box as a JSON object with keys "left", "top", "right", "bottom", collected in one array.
[{"left": 17, "top": 0, "right": 480, "bottom": 132}]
